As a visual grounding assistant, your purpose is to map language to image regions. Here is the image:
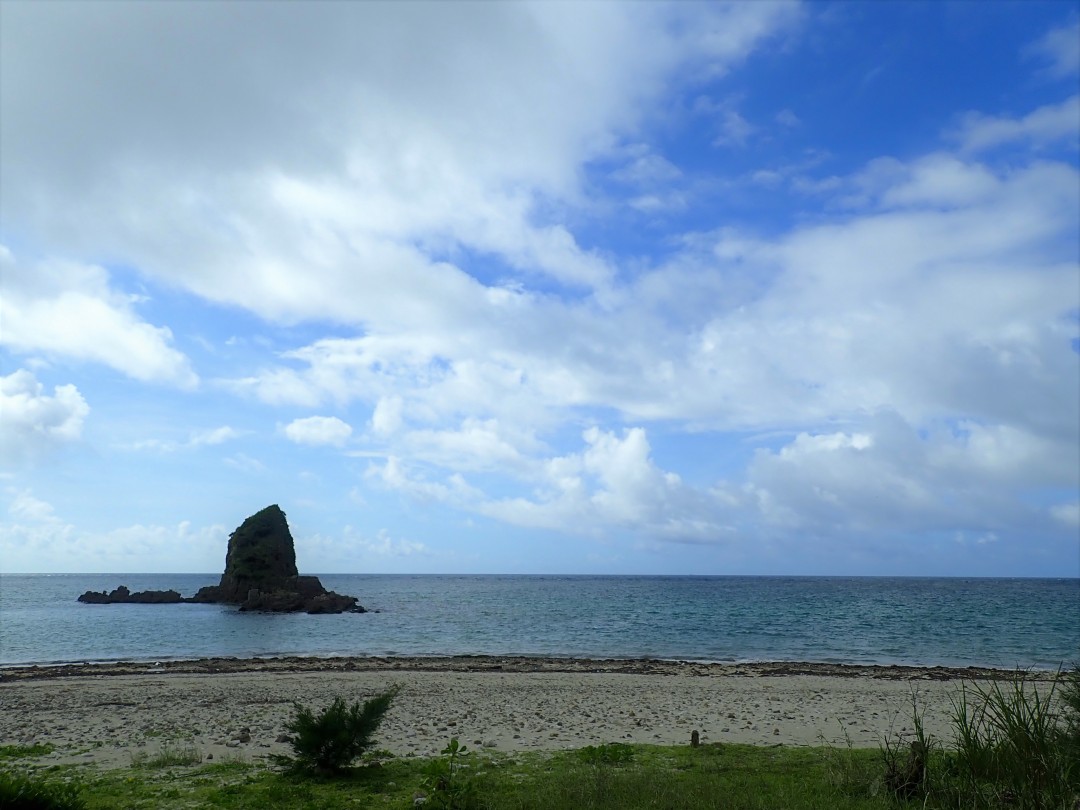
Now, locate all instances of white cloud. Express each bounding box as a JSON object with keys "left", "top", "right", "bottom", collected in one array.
[
  {"left": 370, "top": 396, "right": 404, "bottom": 436},
  {"left": 953, "top": 95, "right": 1080, "bottom": 153},
  {"left": 1051, "top": 503, "right": 1080, "bottom": 528},
  {"left": 400, "top": 418, "right": 541, "bottom": 474},
  {"left": 0, "top": 509, "right": 227, "bottom": 573},
  {"left": 0, "top": 2, "right": 797, "bottom": 321},
  {"left": 0, "top": 247, "right": 197, "bottom": 387},
  {"left": 694, "top": 96, "right": 758, "bottom": 147},
  {"left": 367, "top": 426, "right": 736, "bottom": 543},
  {"left": 1026, "top": 19, "right": 1080, "bottom": 78},
  {"left": 130, "top": 425, "right": 243, "bottom": 453},
  {"left": 349, "top": 528, "right": 429, "bottom": 558},
  {"left": 189, "top": 426, "right": 242, "bottom": 447},
  {"left": 611, "top": 145, "right": 683, "bottom": 184},
  {"left": 6, "top": 489, "right": 61, "bottom": 523},
  {"left": 283, "top": 416, "right": 353, "bottom": 447},
  {"left": 234, "top": 144, "right": 1078, "bottom": 474},
  {"left": 224, "top": 453, "right": 267, "bottom": 474},
  {"left": 746, "top": 411, "right": 1078, "bottom": 537},
  {"left": 0, "top": 369, "right": 89, "bottom": 465},
  {"left": 775, "top": 108, "right": 800, "bottom": 127}
]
